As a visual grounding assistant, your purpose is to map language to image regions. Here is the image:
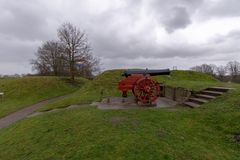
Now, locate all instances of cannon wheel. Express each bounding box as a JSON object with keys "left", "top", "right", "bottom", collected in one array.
[{"left": 133, "top": 77, "right": 160, "bottom": 104}]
